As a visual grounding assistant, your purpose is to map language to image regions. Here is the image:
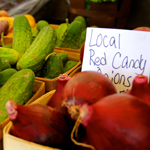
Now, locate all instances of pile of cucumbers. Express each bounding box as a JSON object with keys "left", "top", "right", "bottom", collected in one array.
[
  {"left": 55, "top": 16, "right": 87, "bottom": 49},
  {"left": 35, "top": 52, "right": 78, "bottom": 79},
  {"left": 0, "top": 68, "right": 35, "bottom": 123},
  {"left": 0, "top": 14, "right": 86, "bottom": 123},
  {"left": 0, "top": 14, "right": 80, "bottom": 79}
]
